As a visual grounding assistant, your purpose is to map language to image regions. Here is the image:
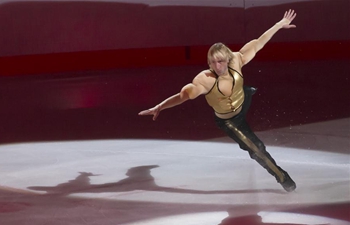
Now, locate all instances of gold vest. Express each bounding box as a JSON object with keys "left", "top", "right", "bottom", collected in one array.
[{"left": 205, "top": 67, "right": 244, "bottom": 114}]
